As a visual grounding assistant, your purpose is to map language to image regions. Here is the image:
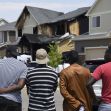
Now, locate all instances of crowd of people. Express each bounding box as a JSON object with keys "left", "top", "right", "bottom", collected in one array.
[{"left": 0, "top": 45, "right": 111, "bottom": 111}]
